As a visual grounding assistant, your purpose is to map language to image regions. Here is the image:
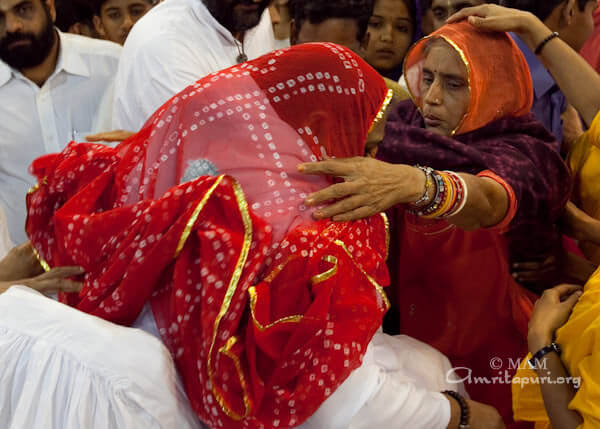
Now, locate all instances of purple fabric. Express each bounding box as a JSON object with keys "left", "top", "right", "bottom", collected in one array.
[{"left": 377, "top": 100, "right": 571, "bottom": 258}]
